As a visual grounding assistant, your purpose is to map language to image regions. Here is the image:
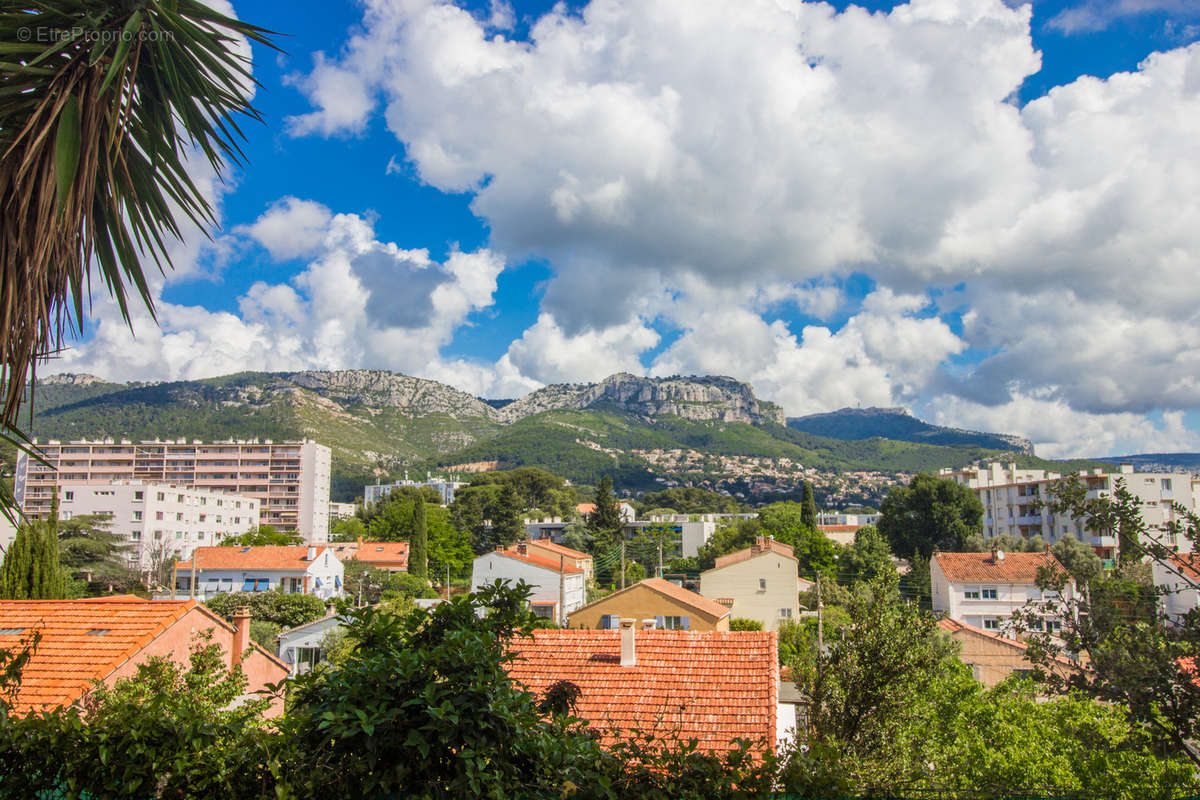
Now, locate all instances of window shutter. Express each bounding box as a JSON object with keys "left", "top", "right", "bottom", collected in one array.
[
  {"left": 600, "top": 614, "right": 611, "bottom": 630},
  {"left": 655, "top": 615, "right": 665, "bottom": 629},
  {"left": 681, "top": 616, "right": 690, "bottom": 630}
]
